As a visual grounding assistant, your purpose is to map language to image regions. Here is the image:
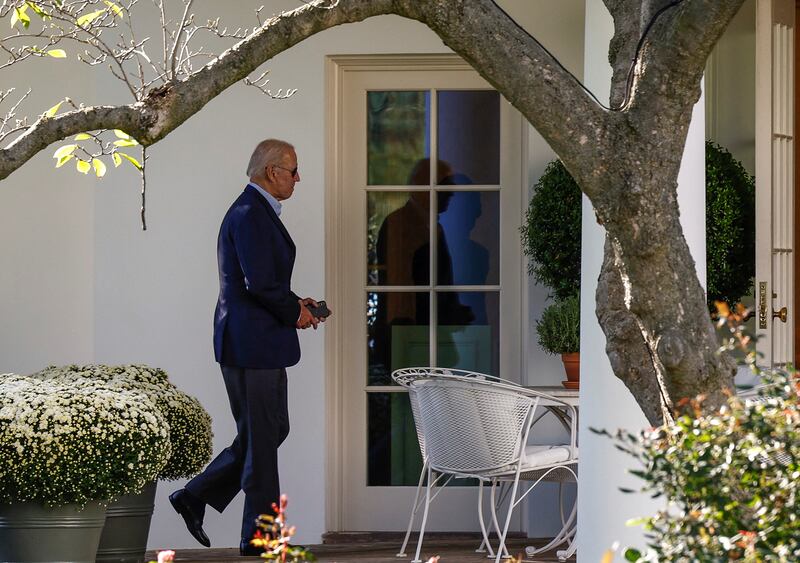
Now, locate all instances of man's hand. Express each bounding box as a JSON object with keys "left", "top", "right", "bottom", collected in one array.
[{"left": 296, "top": 298, "right": 324, "bottom": 329}]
